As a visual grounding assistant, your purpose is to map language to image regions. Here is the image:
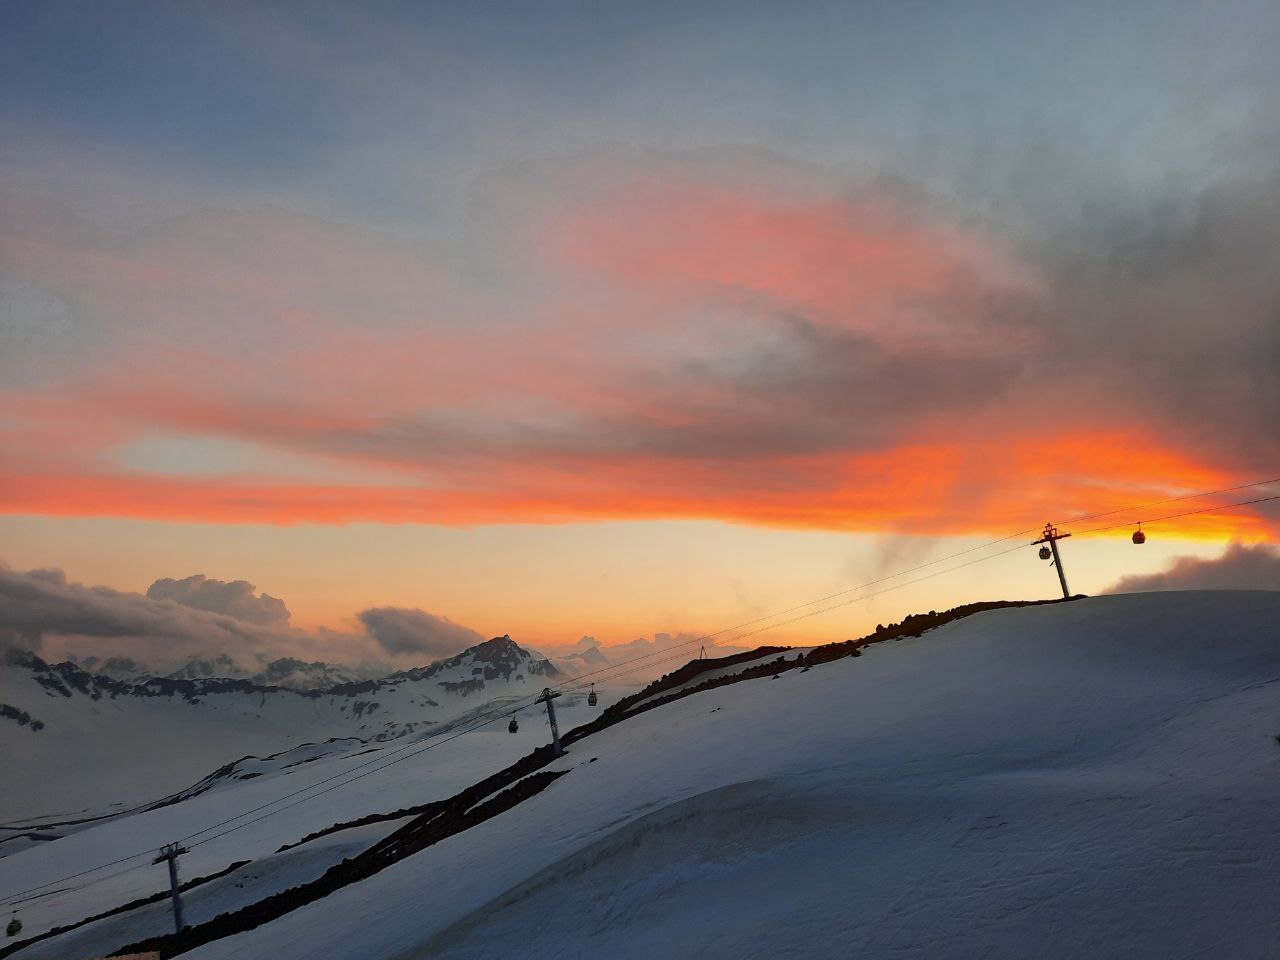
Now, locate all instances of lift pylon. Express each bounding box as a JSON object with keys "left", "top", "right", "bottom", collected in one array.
[
  {"left": 1031, "top": 522, "right": 1072, "bottom": 599},
  {"left": 535, "top": 687, "right": 563, "bottom": 756},
  {"left": 153, "top": 842, "right": 189, "bottom": 933}
]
